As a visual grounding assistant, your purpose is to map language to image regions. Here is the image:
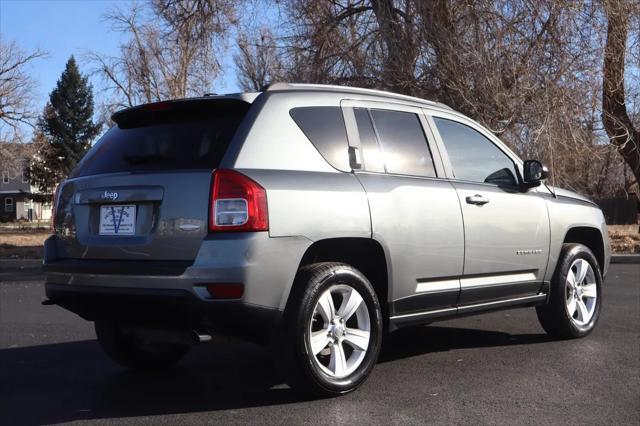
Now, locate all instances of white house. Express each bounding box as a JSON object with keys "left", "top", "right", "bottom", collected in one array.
[{"left": 0, "top": 143, "right": 52, "bottom": 222}]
